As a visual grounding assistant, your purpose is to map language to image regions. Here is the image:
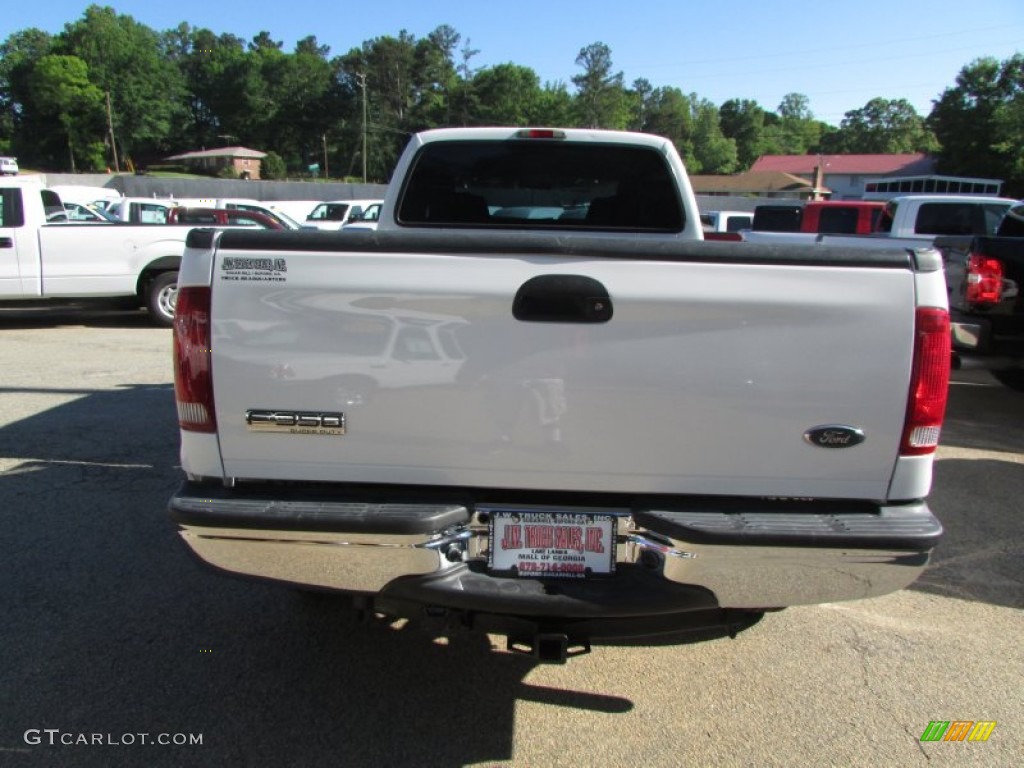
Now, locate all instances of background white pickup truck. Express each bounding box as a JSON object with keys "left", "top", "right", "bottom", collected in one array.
[
  {"left": 876, "top": 194, "right": 1016, "bottom": 239},
  {"left": 169, "top": 127, "right": 951, "bottom": 662},
  {"left": 0, "top": 177, "right": 187, "bottom": 324},
  {"left": 700, "top": 209, "right": 752, "bottom": 233},
  {"left": 301, "top": 198, "right": 384, "bottom": 231}
]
